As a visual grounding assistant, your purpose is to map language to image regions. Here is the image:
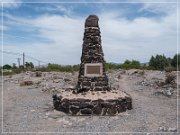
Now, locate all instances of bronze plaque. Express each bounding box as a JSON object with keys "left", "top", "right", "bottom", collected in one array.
[
  {"left": 84, "top": 63, "right": 102, "bottom": 77},
  {"left": 86, "top": 65, "right": 101, "bottom": 74}
]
